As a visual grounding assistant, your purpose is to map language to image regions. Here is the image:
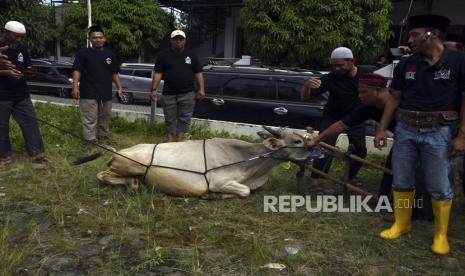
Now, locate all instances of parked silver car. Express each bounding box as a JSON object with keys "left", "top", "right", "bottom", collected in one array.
[{"left": 116, "top": 63, "right": 164, "bottom": 104}]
